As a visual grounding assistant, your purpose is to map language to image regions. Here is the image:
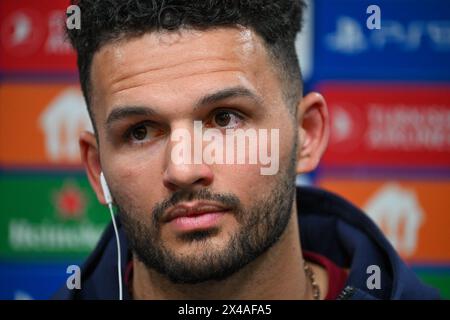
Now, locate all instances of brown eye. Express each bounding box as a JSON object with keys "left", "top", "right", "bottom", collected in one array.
[
  {"left": 214, "top": 111, "right": 231, "bottom": 127},
  {"left": 131, "top": 125, "right": 148, "bottom": 140},
  {"left": 214, "top": 111, "right": 232, "bottom": 127},
  {"left": 210, "top": 110, "right": 243, "bottom": 129}
]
